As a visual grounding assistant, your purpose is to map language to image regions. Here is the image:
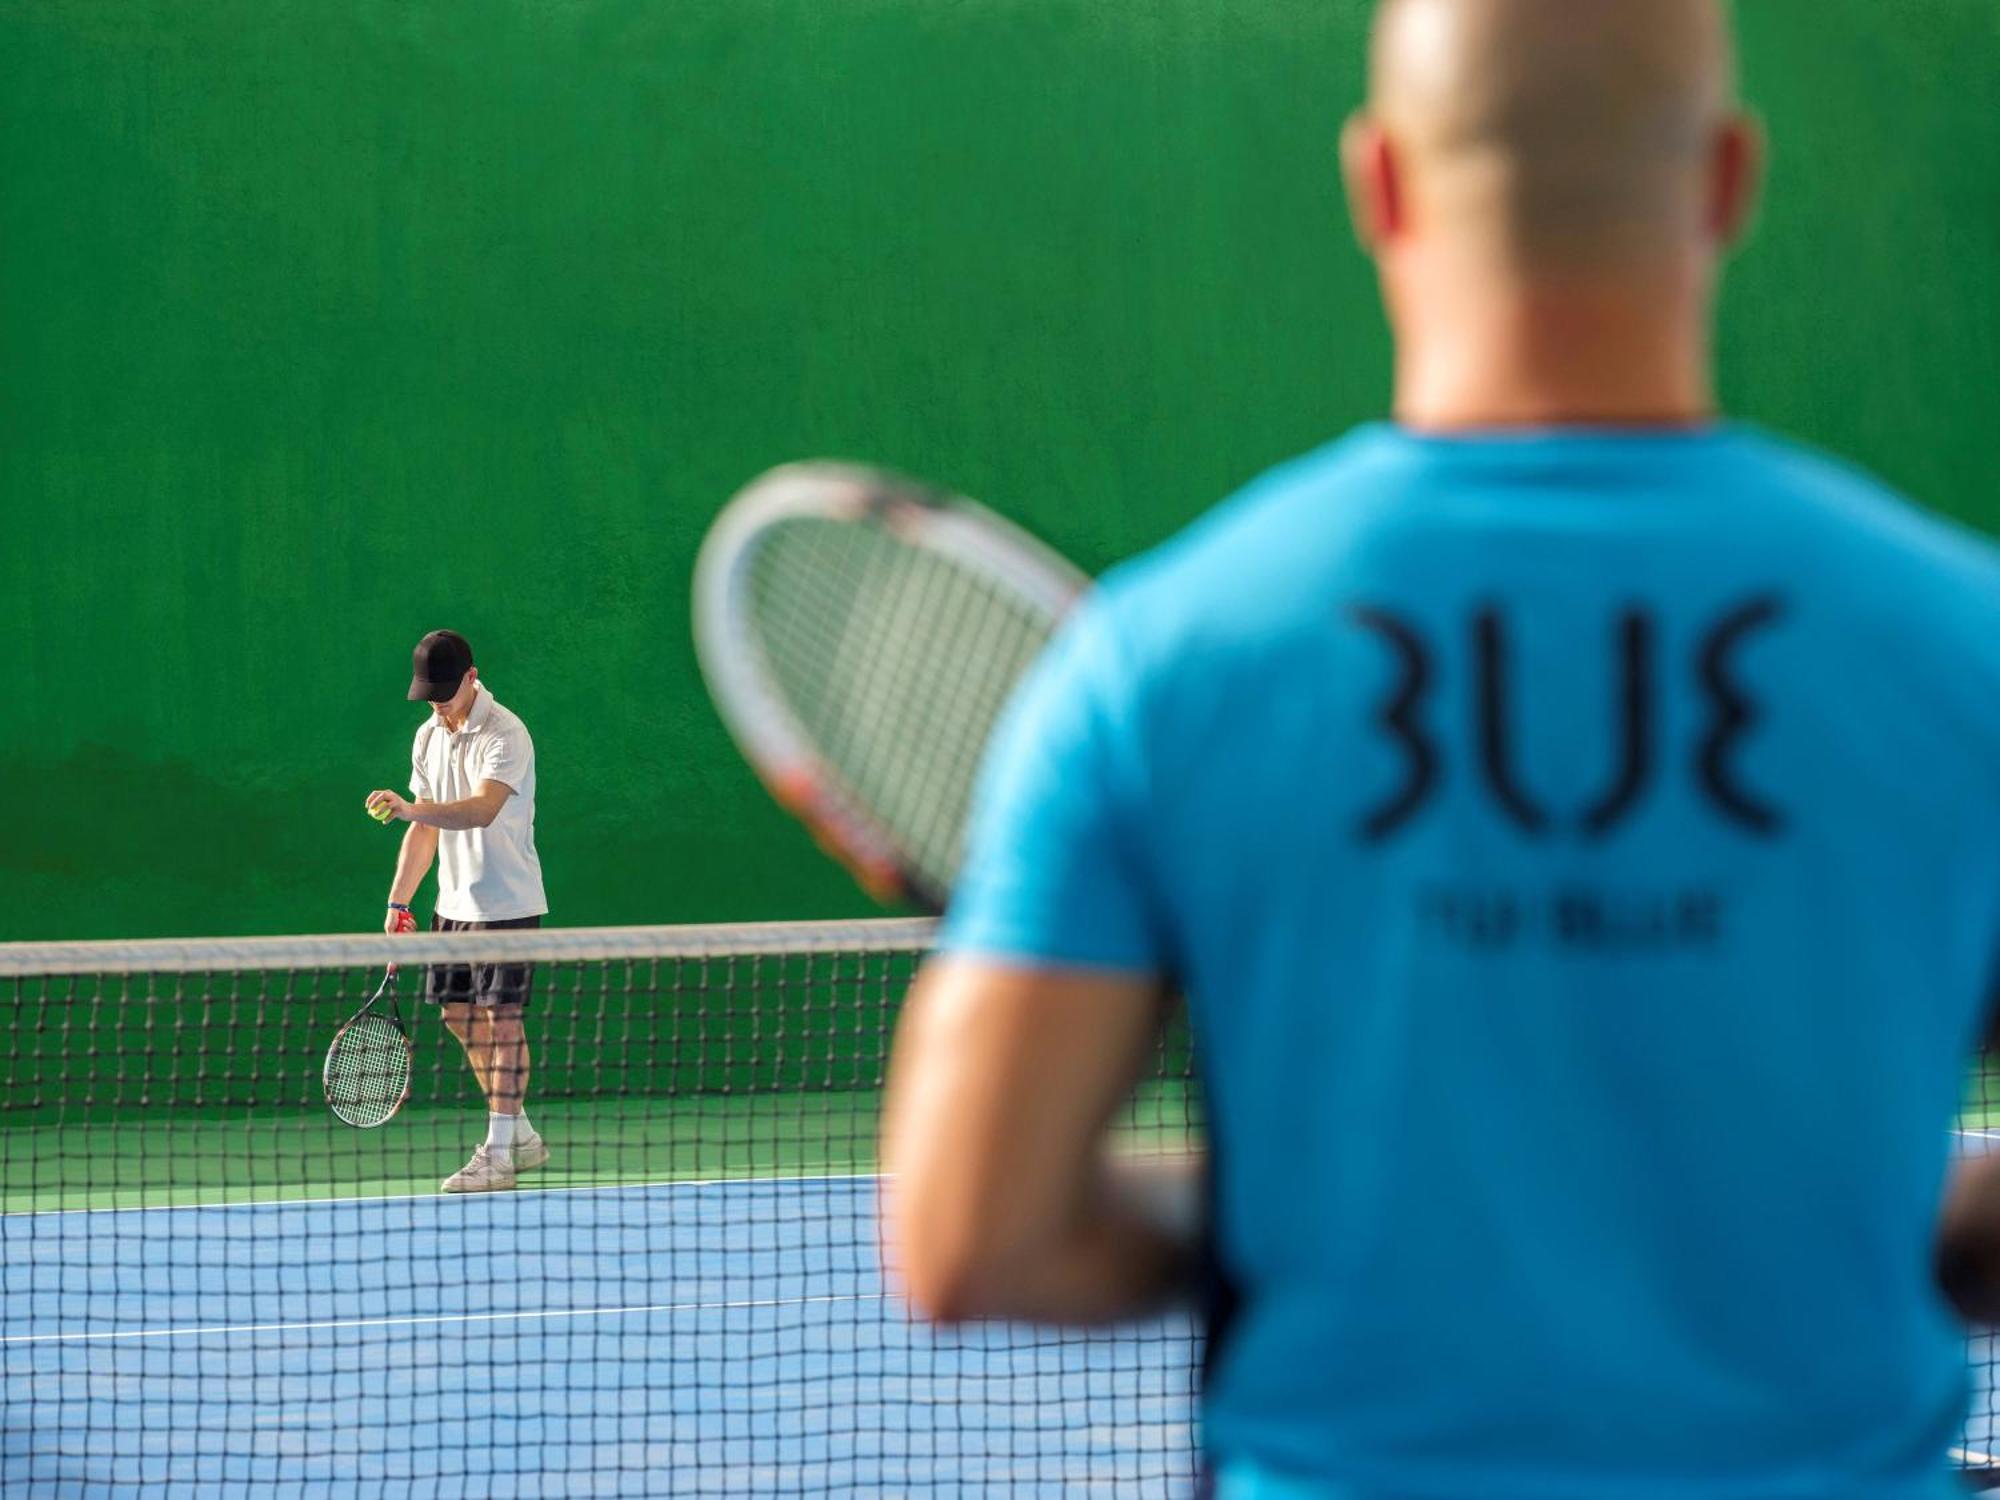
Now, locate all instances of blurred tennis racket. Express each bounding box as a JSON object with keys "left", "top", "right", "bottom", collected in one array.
[
  {"left": 323, "top": 966, "right": 413, "bottom": 1128},
  {"left": 694, "top": 462, "right": 1088, "bottom": 911}
]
